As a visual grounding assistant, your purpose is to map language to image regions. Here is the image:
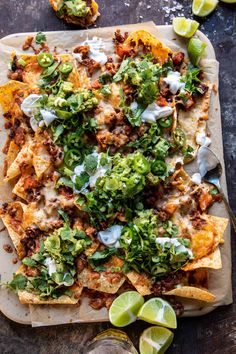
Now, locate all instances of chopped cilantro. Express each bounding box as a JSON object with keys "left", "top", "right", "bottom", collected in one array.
[{"left": 35, "top": 32, "right": 46, "bottom": 44}]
